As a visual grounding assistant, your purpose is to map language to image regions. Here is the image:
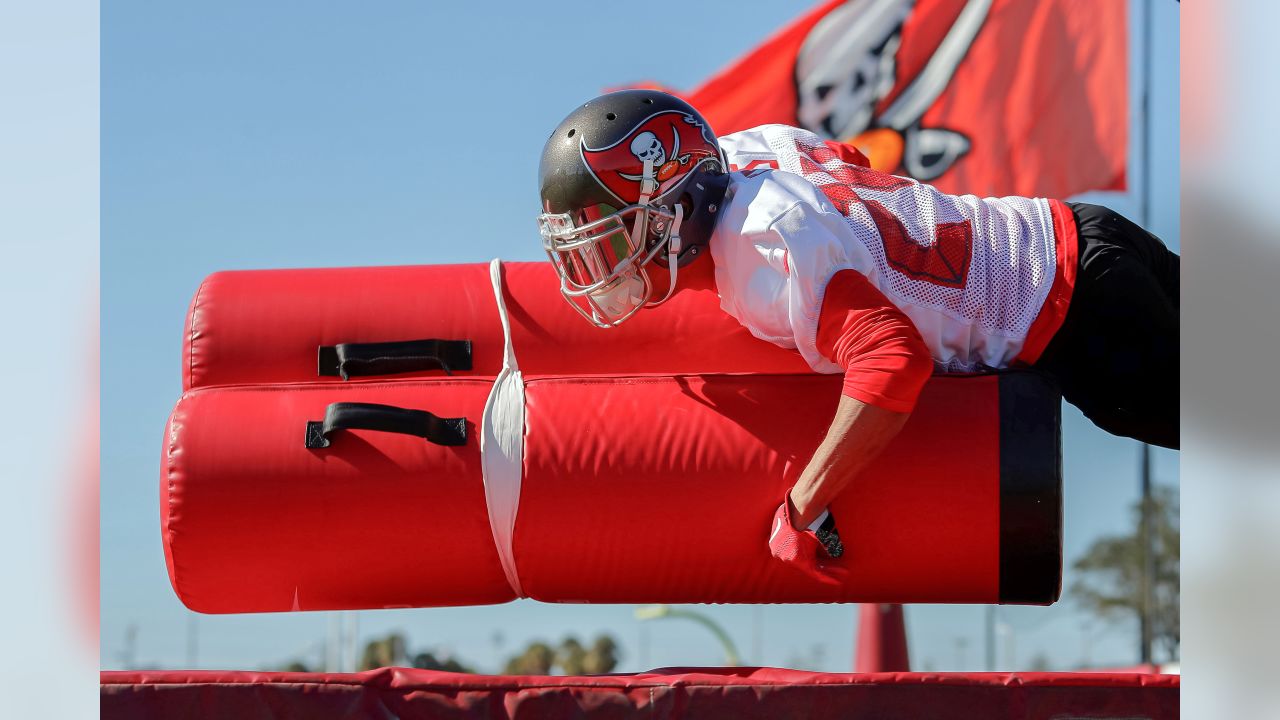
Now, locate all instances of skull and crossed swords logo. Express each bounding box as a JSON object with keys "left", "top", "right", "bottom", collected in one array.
[
  {"left": 795, "top": 0, "right": 992, "bottom": 180},
  {"left": 621, "top": 125, "right": 693, "bottom": 184},
  {"left": 580, "top": 112, "right": 718, "bottom": 205}
]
